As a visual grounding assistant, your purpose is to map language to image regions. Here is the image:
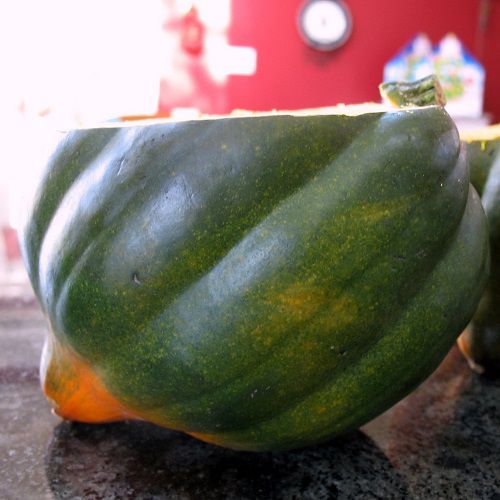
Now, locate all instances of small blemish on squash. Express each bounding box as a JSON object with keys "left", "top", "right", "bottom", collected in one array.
[{"left": 416, "top": 249, "right": 427, "bottom": 259}]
